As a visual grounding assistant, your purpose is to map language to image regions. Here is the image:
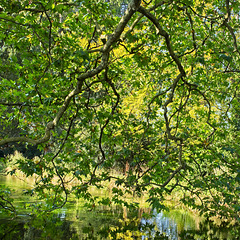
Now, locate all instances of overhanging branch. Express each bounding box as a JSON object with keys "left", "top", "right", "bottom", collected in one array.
[
  {"left": 138, "top": 6, "right": 186, "bottom": 77},
  {"left": 0, "top": 0, "right": 141, "bottom": 147}
]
